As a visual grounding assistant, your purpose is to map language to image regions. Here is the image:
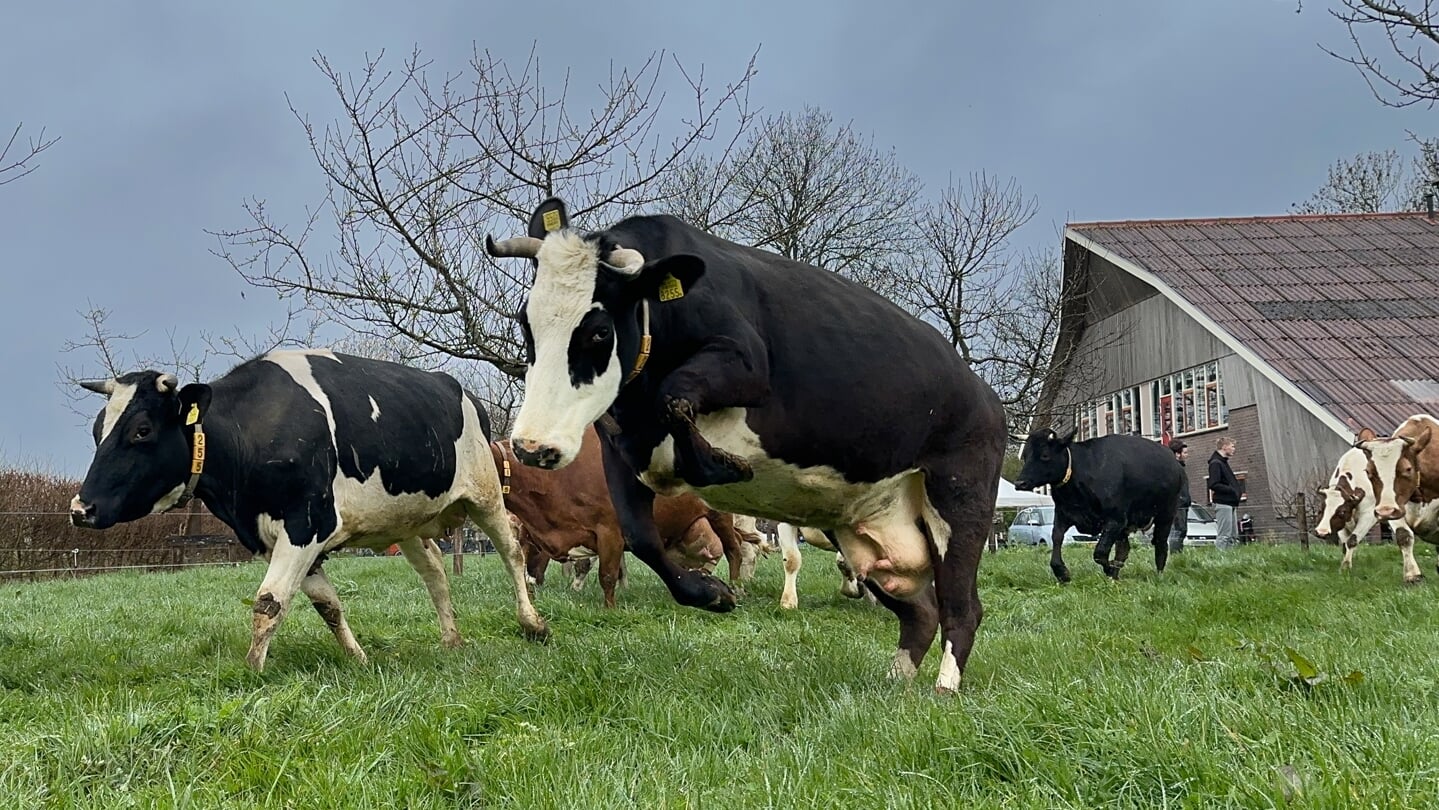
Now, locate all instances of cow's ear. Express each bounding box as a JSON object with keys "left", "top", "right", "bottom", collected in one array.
[
  {"left": 633, "top": 254, "right": 706, "bottom": 302},
  {"left": 528, "top": 197, "right": 569, "bottom": 239},
  {"left": 1412, "top": 428, "right": 1433, "bottom": 454},
  {"left": 177, "top": 383, "right": 212, "bottom": 426},
  {"left": 1354, "top": 427, "right": 1379, "bottom": 444}
]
